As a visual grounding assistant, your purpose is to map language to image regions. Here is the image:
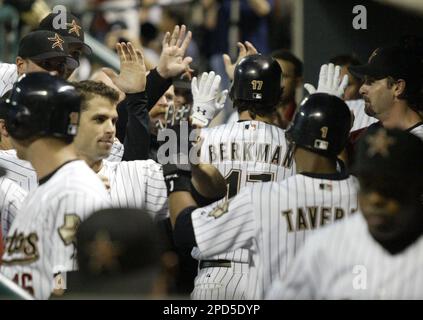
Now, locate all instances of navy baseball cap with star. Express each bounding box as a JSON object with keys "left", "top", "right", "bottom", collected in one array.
[
  {"left": 38, "top": 12, "right": 92, "bottom": 55},
  {"left": 18, "top": 30, "right": 79, "bottom": 69},
  {"left": 352, "top": 126, "right": 423, "bottom": 185},
  {"left": 348, "top": 45, "right": 423, "bottom": 88}
]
